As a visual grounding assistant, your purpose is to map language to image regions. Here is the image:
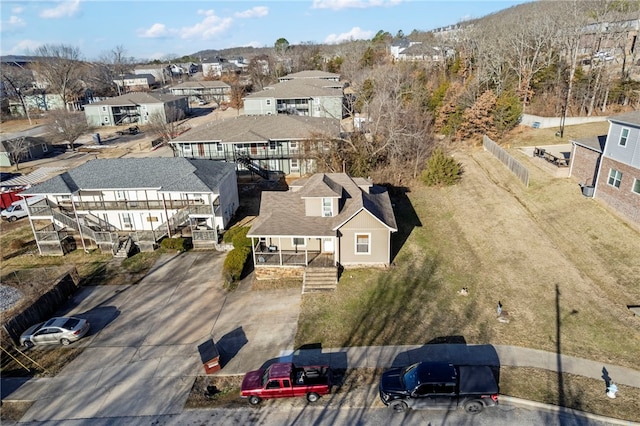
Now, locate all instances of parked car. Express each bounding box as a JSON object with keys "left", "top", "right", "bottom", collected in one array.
[
  {"left": 379, "top": 362, "right": 499, "bottom": 414},
  {"left": 19, "top": 317, "right": 90, "bottom": 347},
  {"left": 1, "top": 195, "right": 44, "bottom": 222},
  {"left": 240, "top": 362, "right": 332, "bottom": 405}
]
